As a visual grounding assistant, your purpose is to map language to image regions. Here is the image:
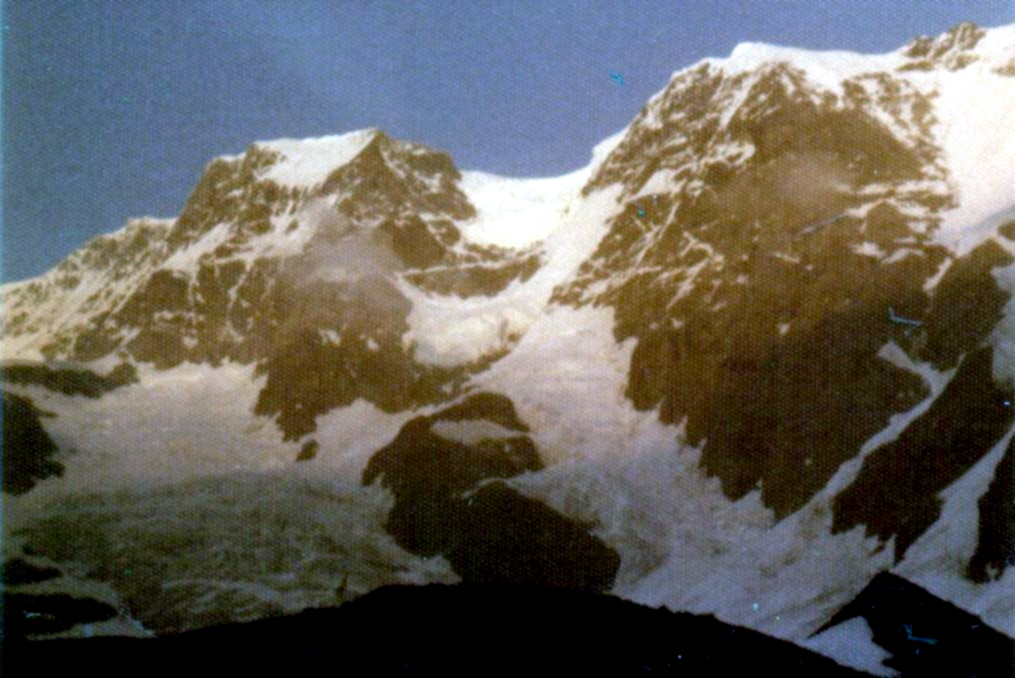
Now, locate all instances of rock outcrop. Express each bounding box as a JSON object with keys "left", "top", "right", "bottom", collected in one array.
[
  {"left": 364, "top": 393, "right": 620, "bottom": 592},
  {"left": 2, "top": 391, "right": 62, "bottom": 495}
]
